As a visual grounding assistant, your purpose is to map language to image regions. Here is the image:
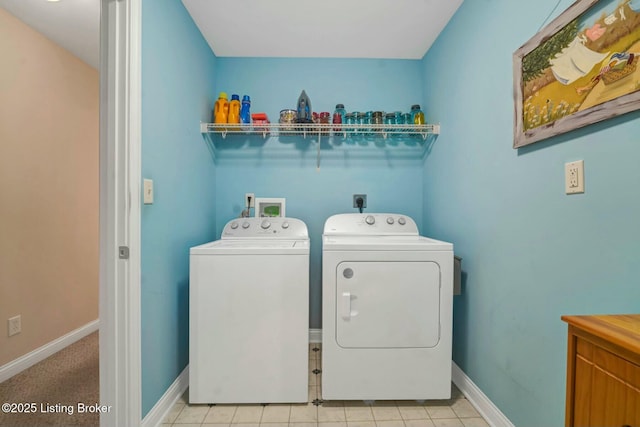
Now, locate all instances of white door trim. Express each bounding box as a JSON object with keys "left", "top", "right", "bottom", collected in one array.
[{"left": 99, "top": 0, "right": 142, "bottom": 426}]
